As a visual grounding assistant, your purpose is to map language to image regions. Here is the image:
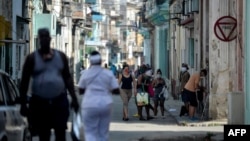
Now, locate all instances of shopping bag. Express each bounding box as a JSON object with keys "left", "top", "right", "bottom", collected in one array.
[
  {"left": 160, "top": 87, "right": 169, "bottom": 100},
  {"left": 71, "top": 112, "right": 84, "bottom": 141},
  {"left": 136, "top": 92, "right": 149, "bottom": 106},
  {"left": 159, "top": 87, "right": 169, "bottom": 100},
  {"left": 163, "top": 88, "right": 169, "bottom": 100}
]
